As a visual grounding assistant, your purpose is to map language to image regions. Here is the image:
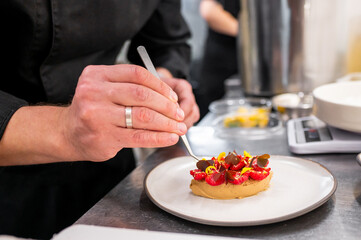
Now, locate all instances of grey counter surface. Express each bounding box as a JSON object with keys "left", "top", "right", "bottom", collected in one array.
[{"left": 76, "top": 113, "right": 361, "bottom": 239}]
